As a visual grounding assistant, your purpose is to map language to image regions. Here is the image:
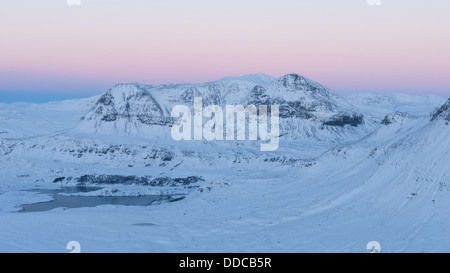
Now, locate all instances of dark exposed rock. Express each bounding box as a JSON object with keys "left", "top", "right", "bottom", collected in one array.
[
  {"left": 277, "top": 99, "right": 315, "bottom": 119},
  {"left": 148, "top": 195, "right": 186, "bottom": 205},
  {"left": 97, "top": 92, "right": 115, "bottom": 106},
  {"left": 53, "top": 177, "right": 66, "bottom": 183},
  {"left": 246, "top": 85, "right": 271, "bottom": 105},
  {"left": 52, "top": 177, "right": 73, "bottom": 183},
  {"left": 136, "top": 115, "right": 174, "bottom": 126},
  {"left": 76, "top": 174, "right": 204, "bottom": 187},
  {"left": 323, "top": 114, "right": 364, "bottom": 127},
  {"left": 381, "top": 117, "right": 393, "bottom": 125},
  {"left": 431, "top": 98, "right": 450, "bottom": 122}
]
